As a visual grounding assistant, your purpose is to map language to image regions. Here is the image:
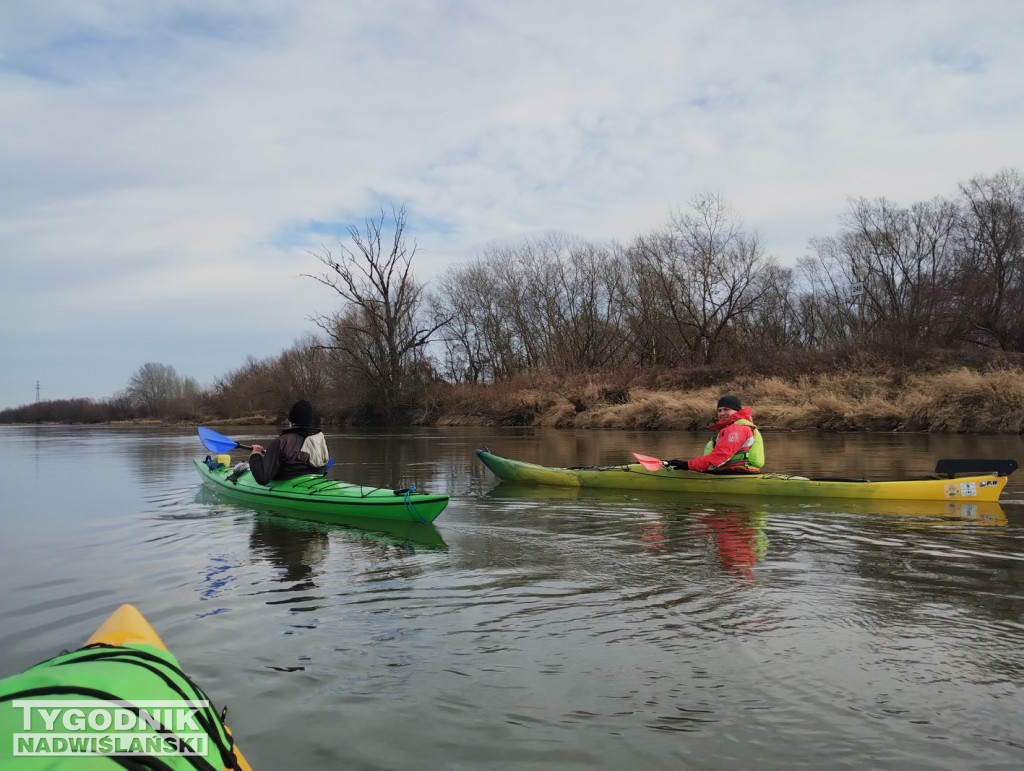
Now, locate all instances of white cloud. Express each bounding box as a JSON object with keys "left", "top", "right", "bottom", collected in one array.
[{"left": 2, "top": 0, "right": 1023, "bottom": 407}]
